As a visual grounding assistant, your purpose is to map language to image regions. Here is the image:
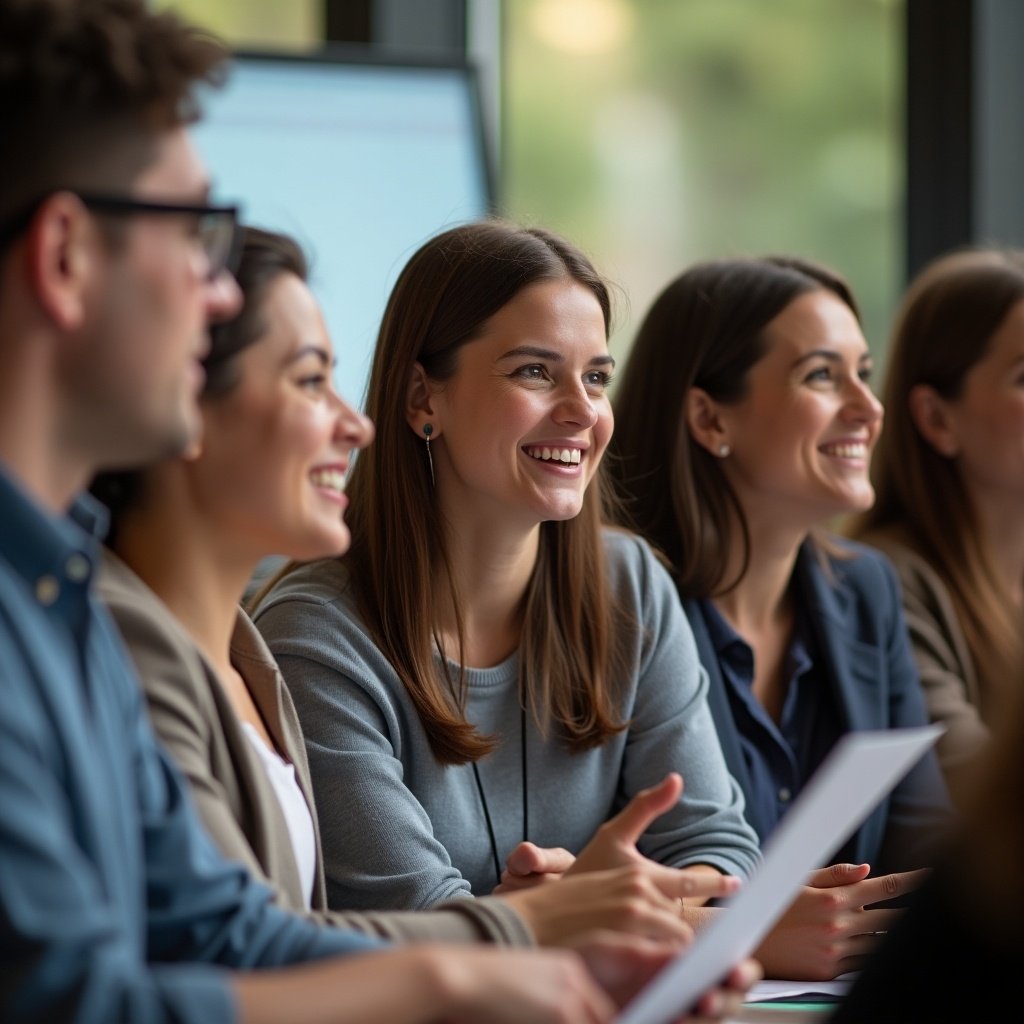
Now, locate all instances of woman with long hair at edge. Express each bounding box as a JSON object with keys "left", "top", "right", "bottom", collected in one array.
[{"left": 851, "top": 248, "right": 1024, "bottom": 805}]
